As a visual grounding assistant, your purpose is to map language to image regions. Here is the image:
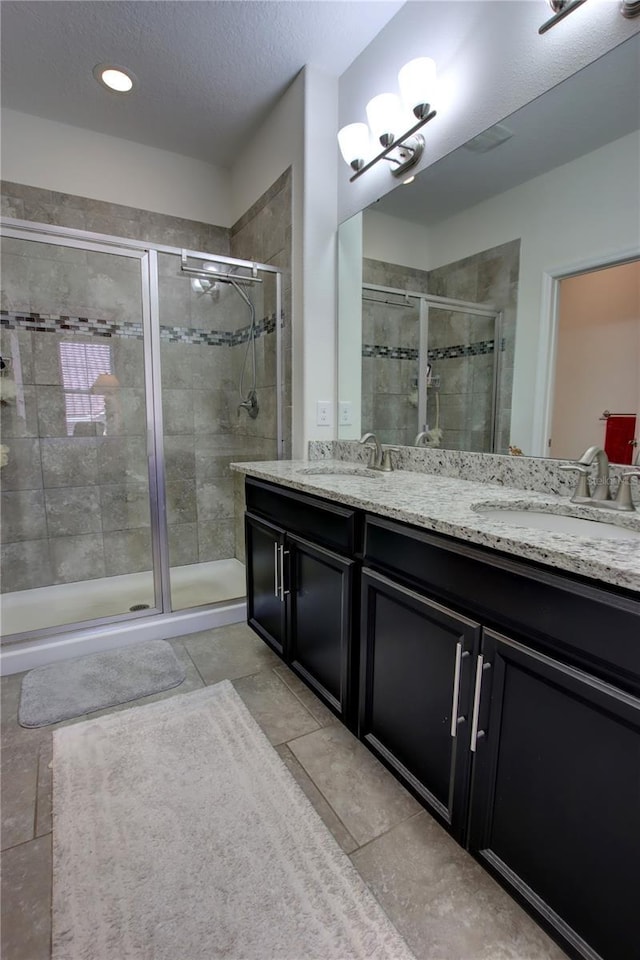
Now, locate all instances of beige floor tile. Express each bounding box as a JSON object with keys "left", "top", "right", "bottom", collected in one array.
[
  {"left": 1, "top": 743, "right": 38, "bottom": 849},
  {"left": 275, "top": 743, "right": 358, "bottom": 854},
  {"left": 1, "top": 673, "right": 50, "bottom": 752},
  {"left": 232, "top": 669, "right": 320, "bottom": 745},
  {"left": 184, "top": 622, "right": 279, "bottom": 684},
  {"left": 35, "top": 736, "right": 53, "bottom": 838},
  {"left": 0, "top": 834, "right": 52, "bottom": 960},
  {"left": 273, "top": 664, "right": 338, "bottom": 727},
  {"left": 351, "top": 812, "right": 568, "bottom": 960},
  {"left": 288, "top": 723, "right": 421, "bottom": 847}
]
